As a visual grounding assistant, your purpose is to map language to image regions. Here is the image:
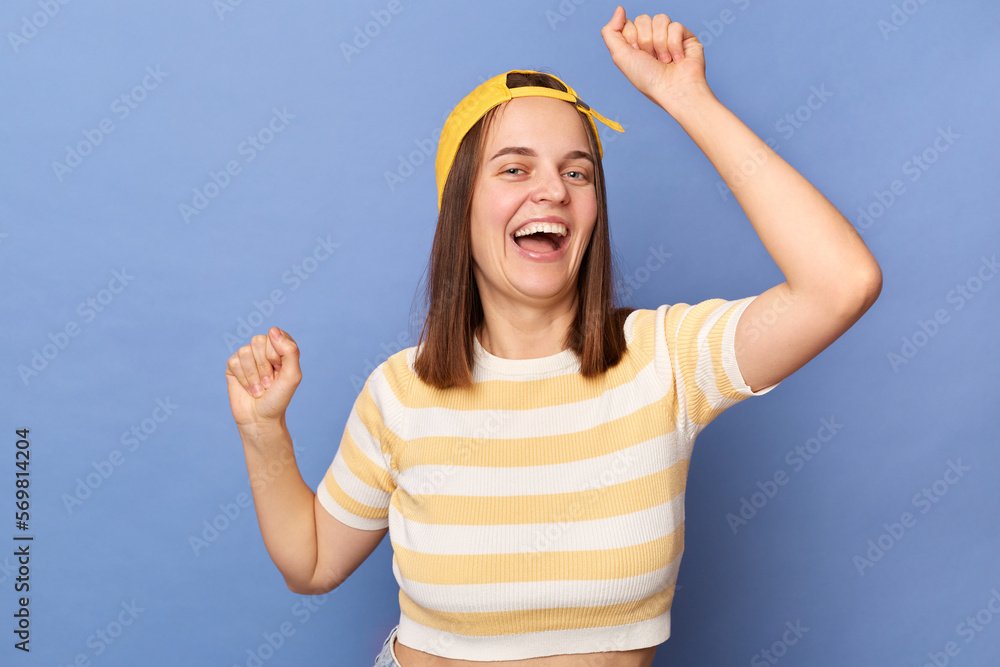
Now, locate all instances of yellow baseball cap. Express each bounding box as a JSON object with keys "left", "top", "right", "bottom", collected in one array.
[{"left": 434, "top": 70, "right": 624, "bottom": 210}]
